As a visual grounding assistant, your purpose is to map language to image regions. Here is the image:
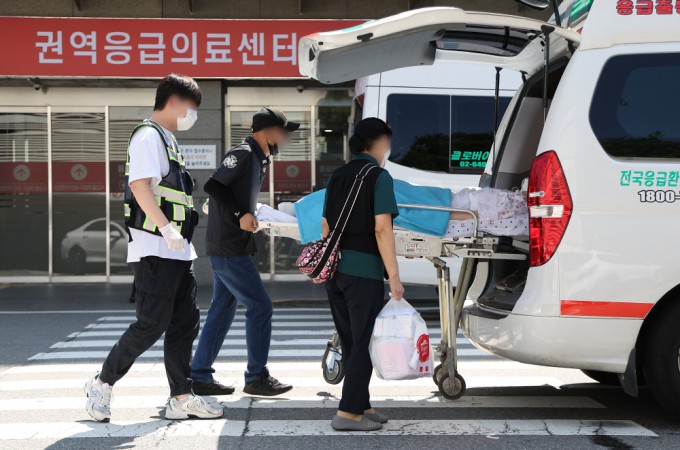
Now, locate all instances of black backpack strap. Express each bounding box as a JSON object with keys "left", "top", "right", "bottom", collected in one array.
[
  {"left": 307, "top": 163, "right": 375, "bottom": 280},
  {"left": 333, "top": 163, "right": 376, "bottom": 233}
]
